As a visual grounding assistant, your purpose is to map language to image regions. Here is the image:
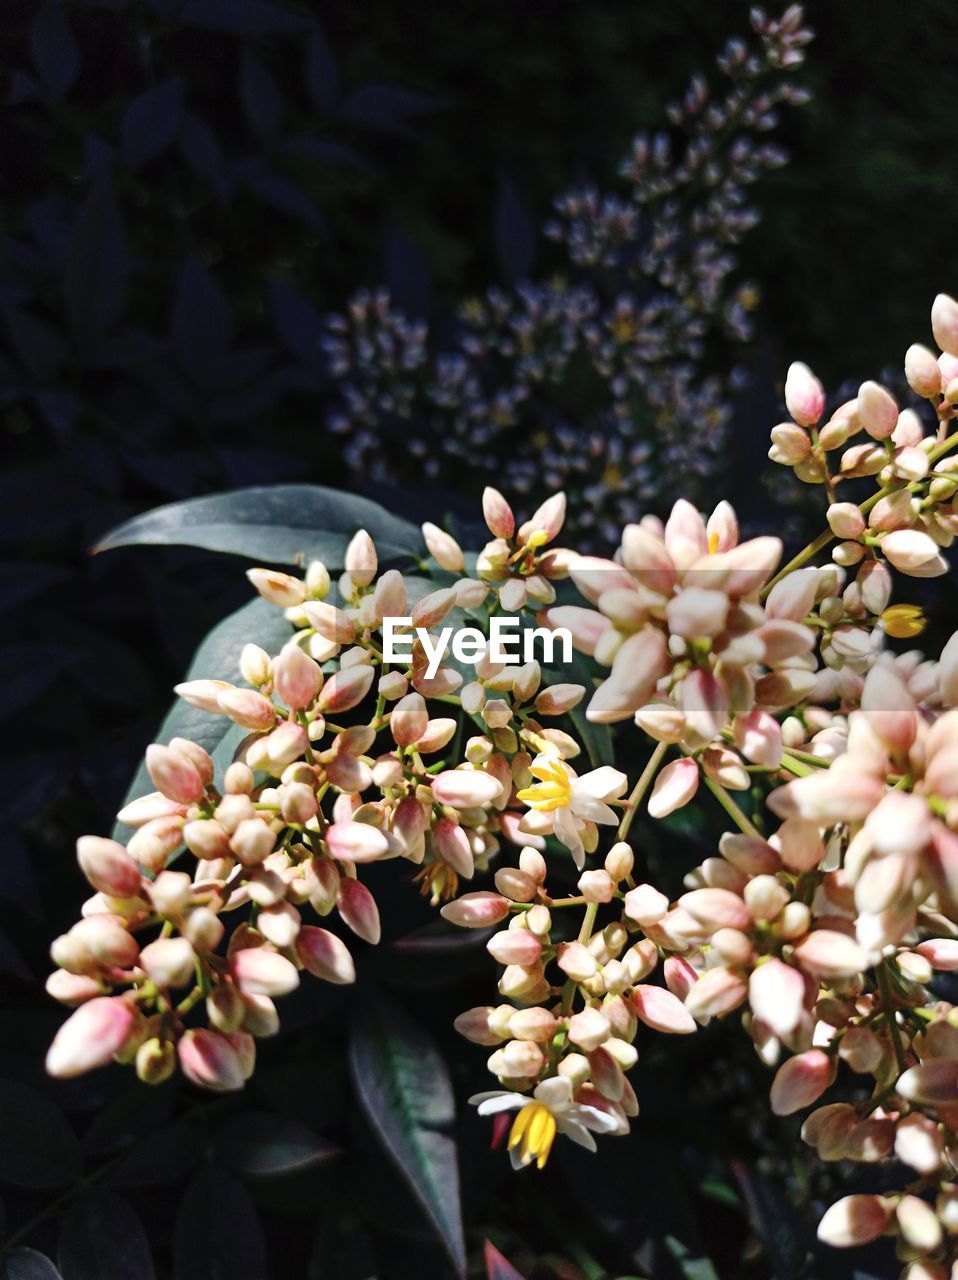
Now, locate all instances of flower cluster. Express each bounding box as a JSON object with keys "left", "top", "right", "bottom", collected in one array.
[
  {"left": 321, "top": 7, "right": 813, "bottom": 544},
  {"left": 45, "top": 291, "right": 958, "bottom": 1273}
]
